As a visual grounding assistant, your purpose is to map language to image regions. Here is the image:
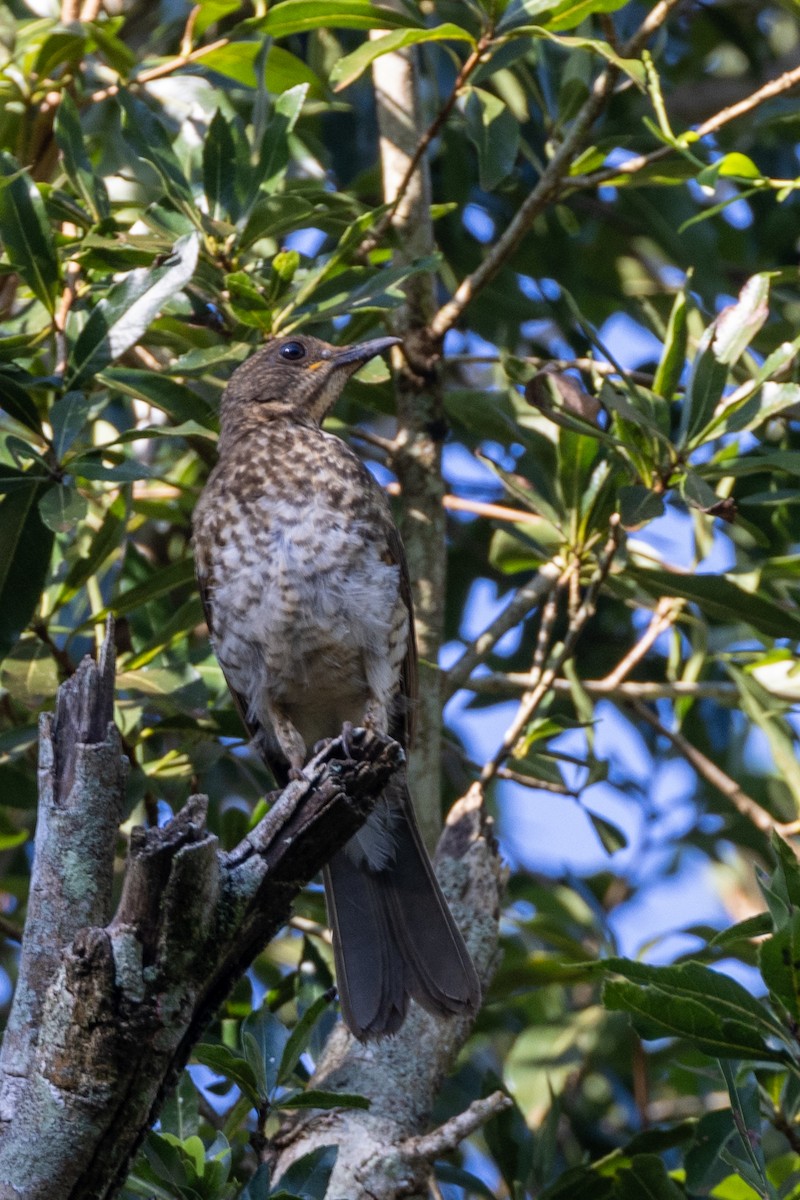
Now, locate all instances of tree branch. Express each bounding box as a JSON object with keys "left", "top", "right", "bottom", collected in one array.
[
  {"left": 428, "top": 66, "right": 618, "bottom": 339},
  {"left": 571, "top": 61, "right": 800, "bottom": 192},
  {"left": 0, "top": 627, "right": 403, "bottom": 1200},
  {"left": 629, "top": 699, "right": 800, "bottom": 850}
]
